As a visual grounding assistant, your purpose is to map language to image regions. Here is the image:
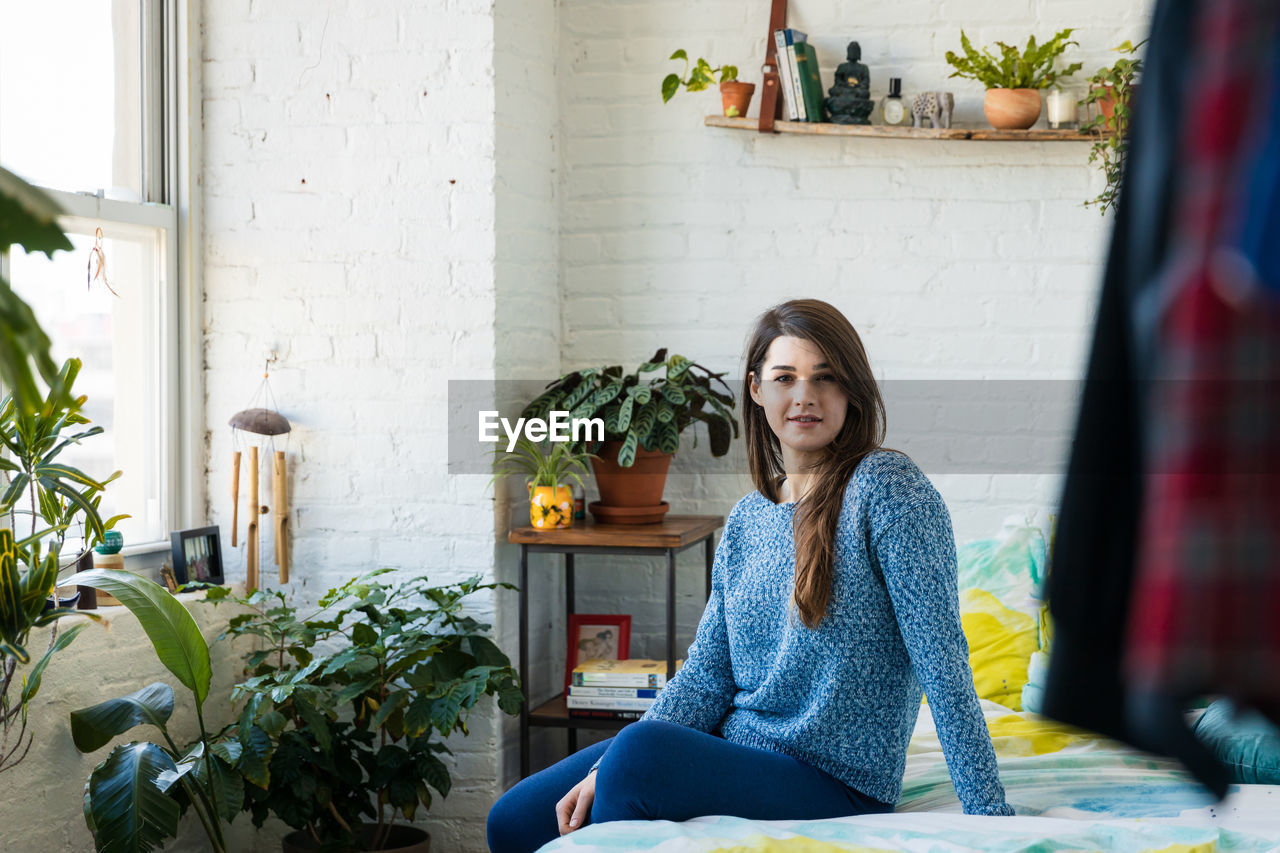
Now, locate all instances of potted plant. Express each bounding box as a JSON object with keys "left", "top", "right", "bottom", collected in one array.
[
  {"left": 0, "top": 359, "right": 126, "bottom": 774},
  {"left": 945, "top": 28, "right": 1081, "bottom": 130},
  {"left": 203, "top": 569, "right": 523, "bottom": 852},
  {"left": 1080, "top": 39, "right": 1146, "bottom": 215},
  {"left": 0, "top": 357, "right": 129, "bottom": 605},
  {"left": 662, "top": 50, "right": 753, "bottom": 118},
  {"left": 521, "top": 349, "right": 738, "bottom": 524},
  {"left": 69, "top": 569, "right": 250, "bottom": 853},
  {"left": 487, "top": 436, "right": 597, "bottom": 529}
]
